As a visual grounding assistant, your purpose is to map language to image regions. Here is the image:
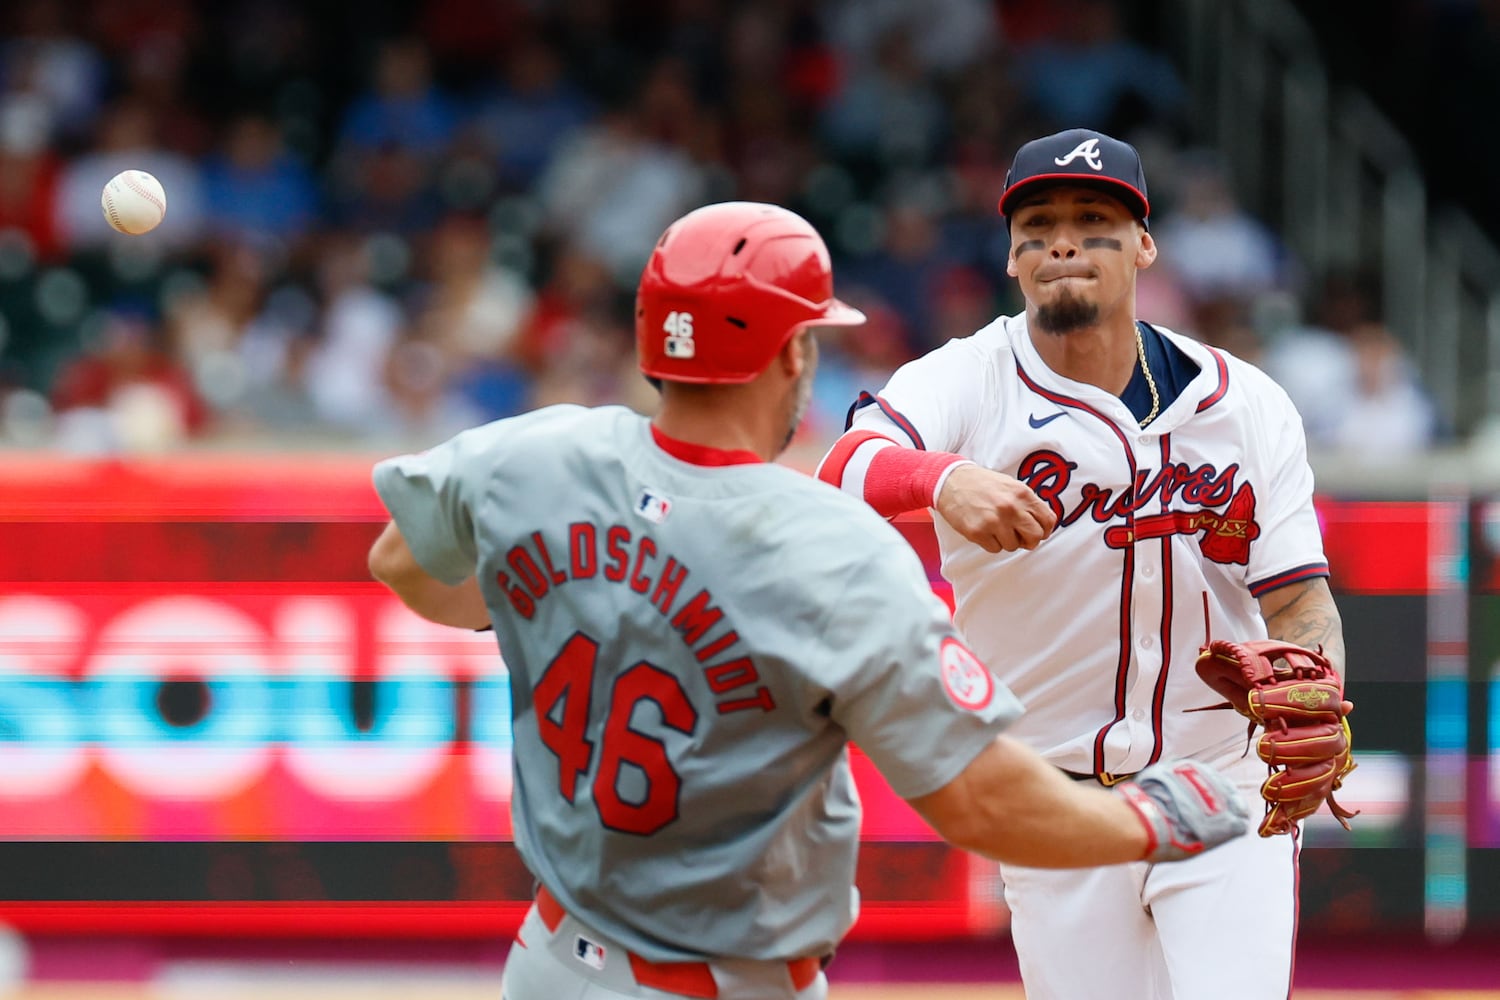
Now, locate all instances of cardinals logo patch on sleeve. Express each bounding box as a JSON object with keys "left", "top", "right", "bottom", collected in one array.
[{"left": 939, "top": 637, "right": 995, "bottom": 712}]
